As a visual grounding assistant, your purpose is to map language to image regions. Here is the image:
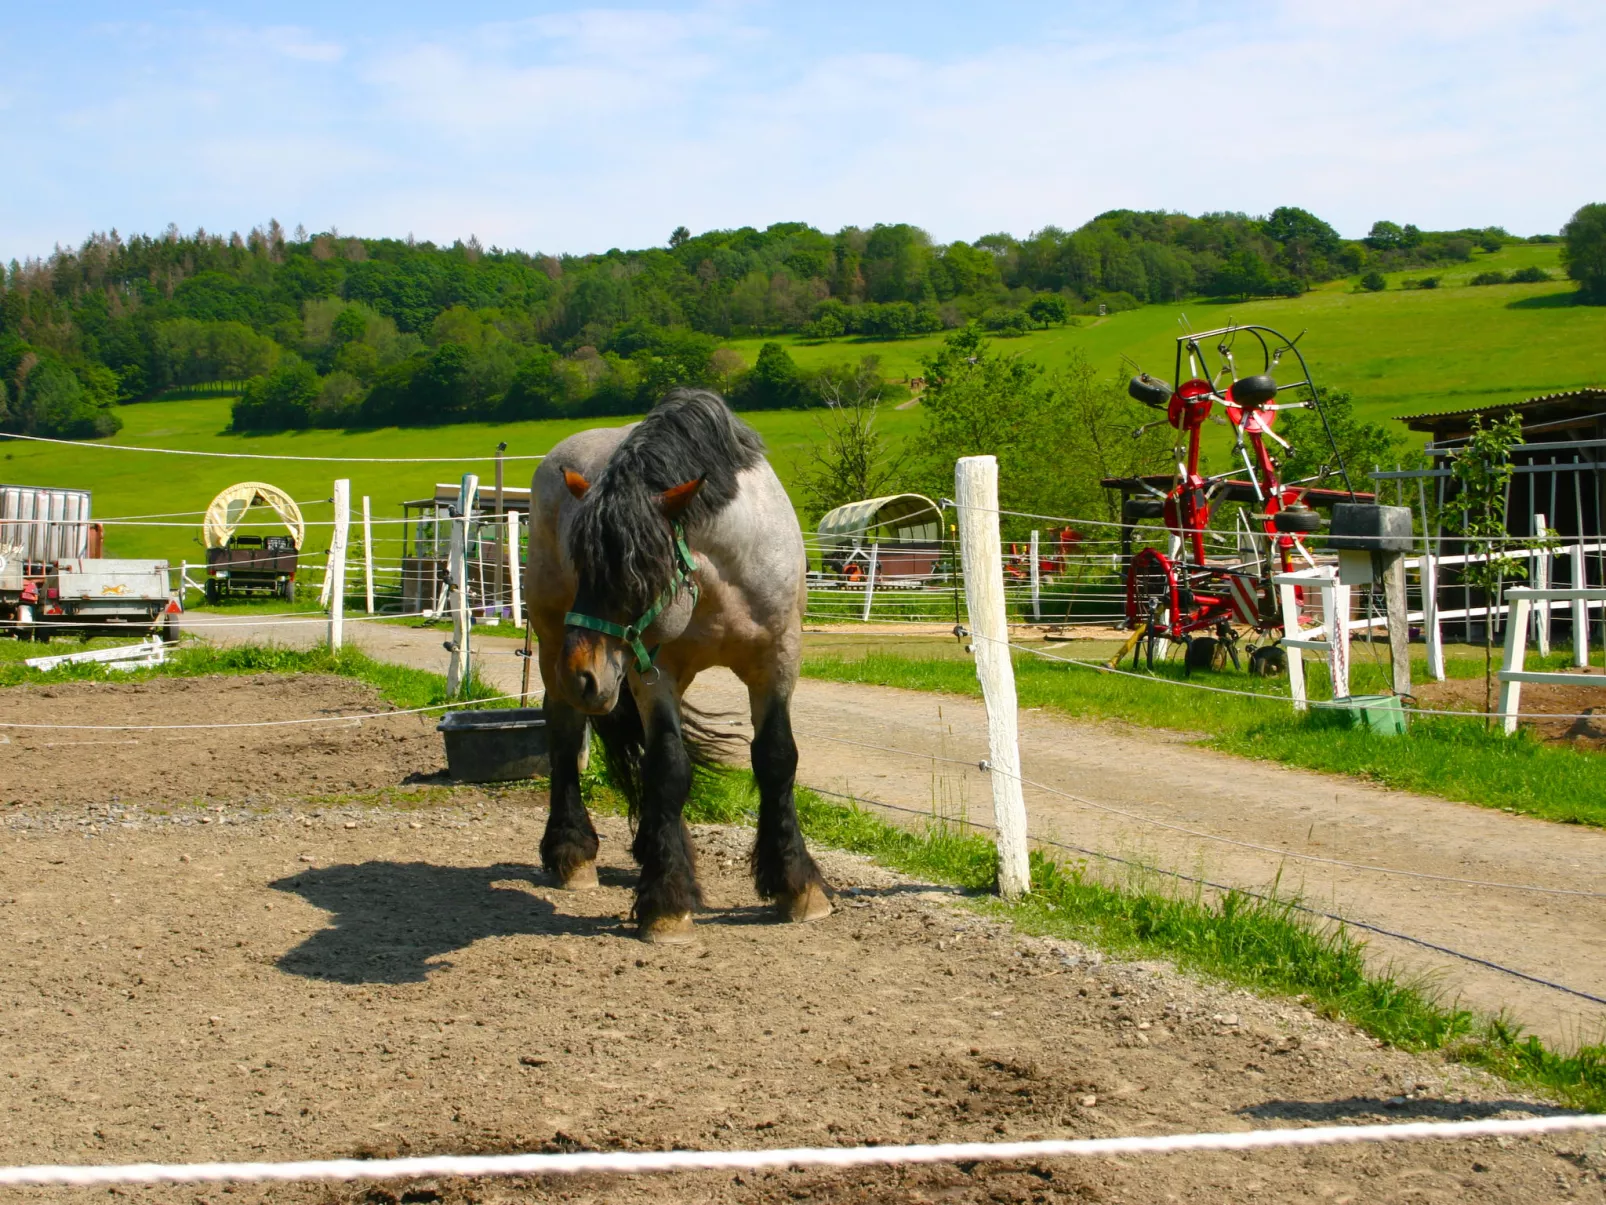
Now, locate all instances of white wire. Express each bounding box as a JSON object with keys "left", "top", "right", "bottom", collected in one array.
[
  {"left": 0, "top": 691, "right": 525, "bottom": 731},
  {"left": 0, "top": 432, "right": 548, "bottom": 463},
  {"left": 1, "top": 1115, "right": 1599, "bottom": 1186}
]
